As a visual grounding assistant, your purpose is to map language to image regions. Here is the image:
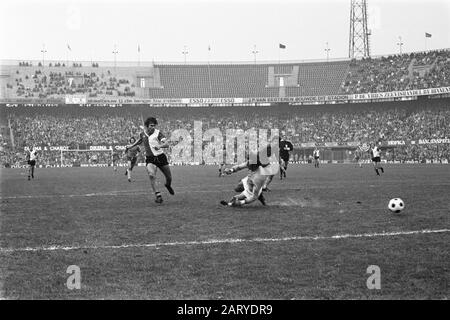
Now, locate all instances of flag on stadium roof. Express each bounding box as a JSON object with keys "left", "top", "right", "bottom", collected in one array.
[
  {"left": 67, "top": 44, "right": 71, "bottom": 51},
  {"left": 138, "top": 44, "right": 140, "bottom": 53},
  {"left": 279, "top": 43, "right": 286, "bottom": 49},
  {"left": 425, "top": 32, "right": 432, "bottom": 38}
]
